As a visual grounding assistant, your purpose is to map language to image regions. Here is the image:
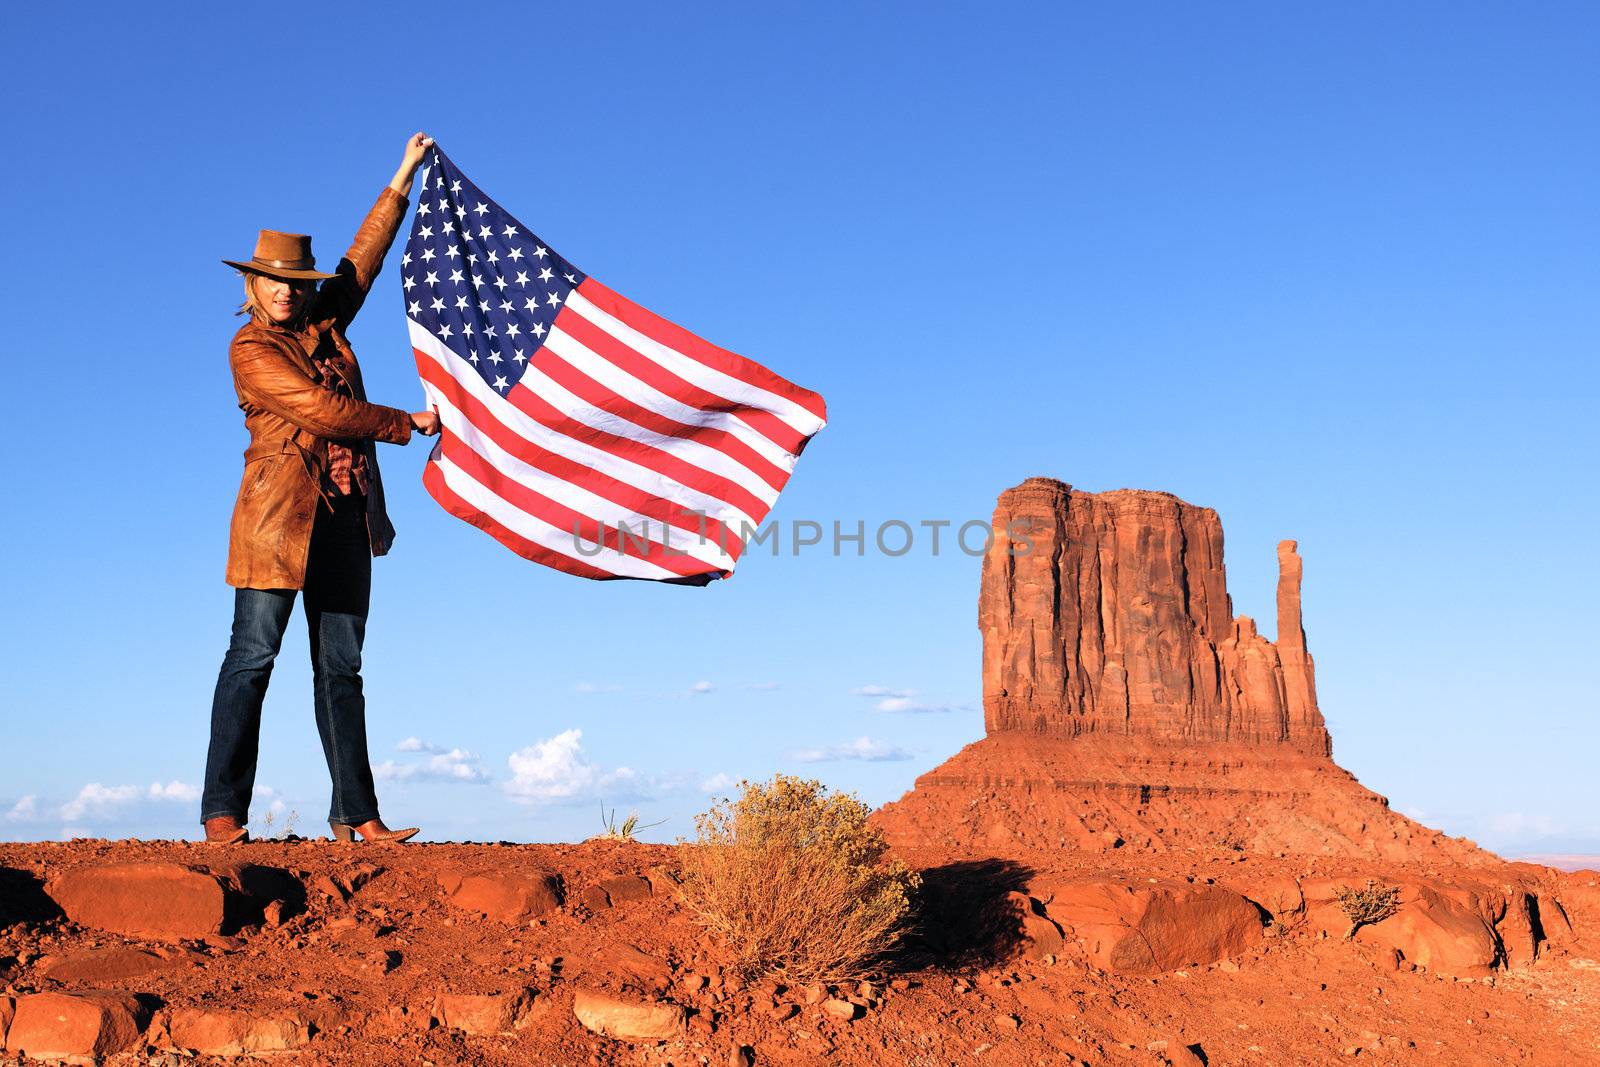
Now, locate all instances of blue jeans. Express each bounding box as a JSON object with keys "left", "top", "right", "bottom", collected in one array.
[{"left": 202, "top": 493, "right": 381, "bottom": 826}]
